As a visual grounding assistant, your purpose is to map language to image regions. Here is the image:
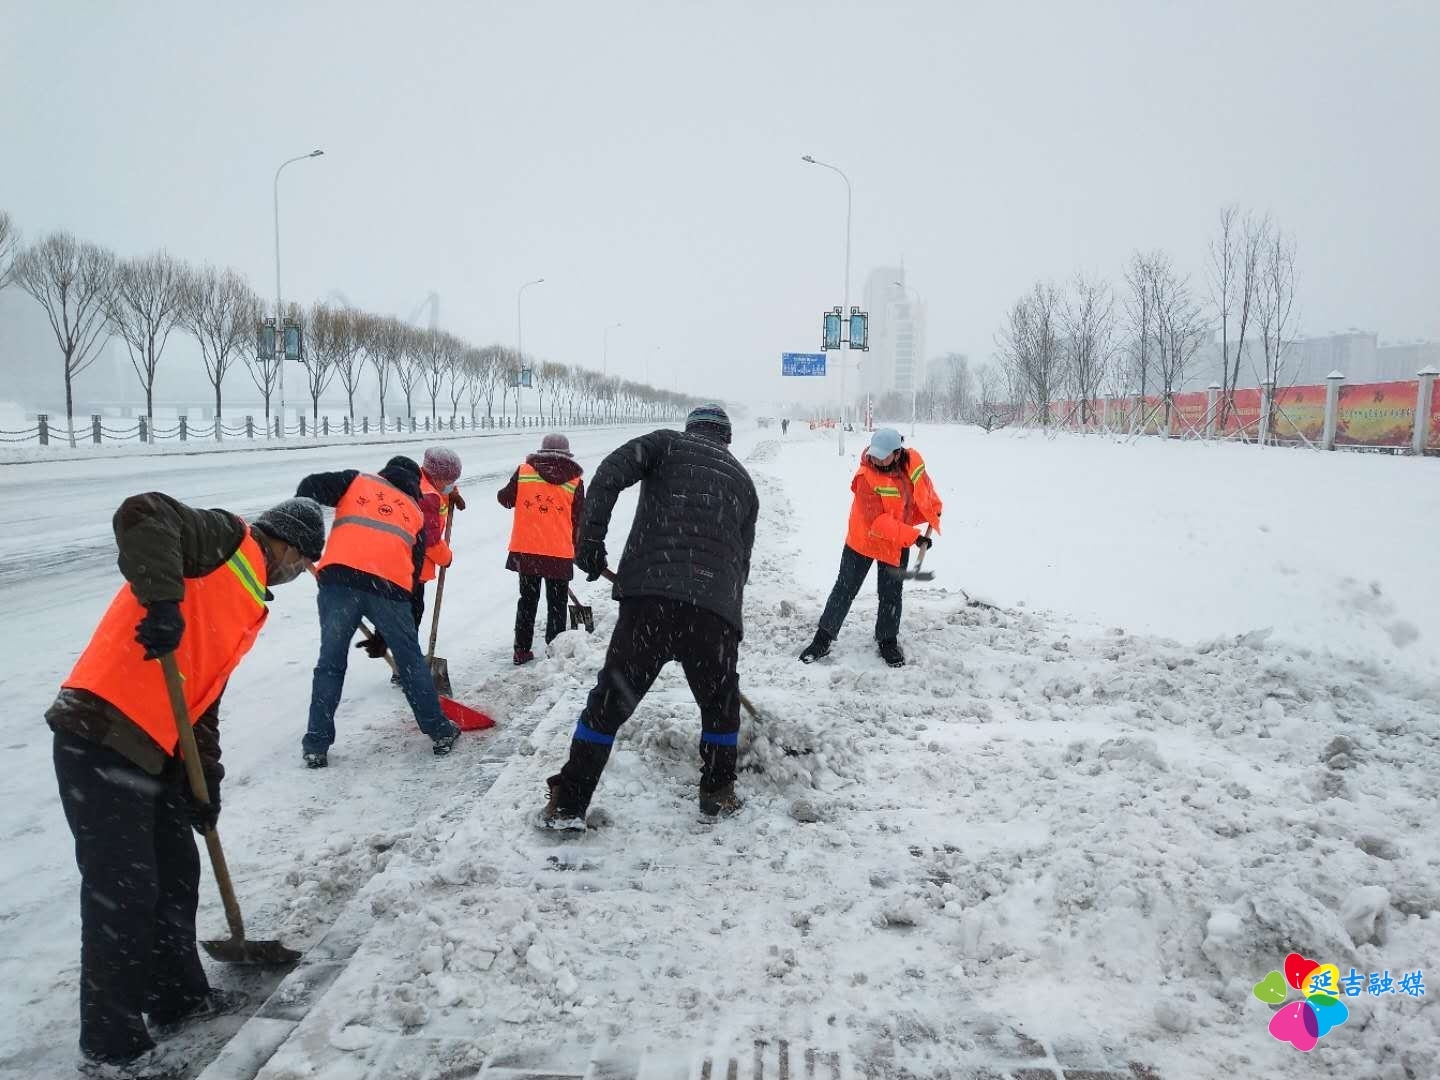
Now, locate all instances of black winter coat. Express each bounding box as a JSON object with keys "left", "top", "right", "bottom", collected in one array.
[{"left": 584, "top": 429, "right": 758, "bottom": 635}]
